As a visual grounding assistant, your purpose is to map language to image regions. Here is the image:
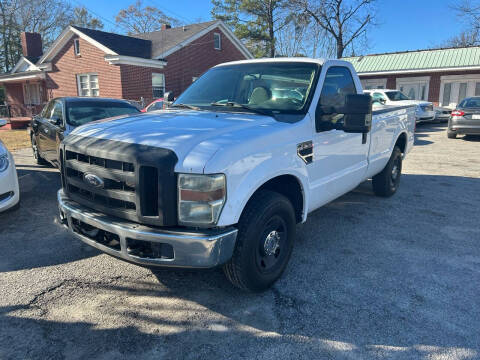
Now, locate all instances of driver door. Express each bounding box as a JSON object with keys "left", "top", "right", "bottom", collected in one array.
[
  {"left": 307, "top": 65, "right": 370, "bottom": 211},
  {"left": 42, "top": 100, "right": 64, "bottom": 164}
]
